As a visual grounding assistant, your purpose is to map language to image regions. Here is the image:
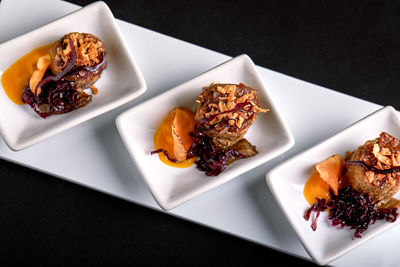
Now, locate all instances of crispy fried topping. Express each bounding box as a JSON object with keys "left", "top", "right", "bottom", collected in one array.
[
  {"left": 372, "top": 143, "right": 400, "bottom": 167},
  {"left": 358, "top": 133, "right": 400, "bottom": 187},
  {"left": 54, "top": 32, "right": 105, "bottom": 70},
  {"left": 196, "top": 83, "right": 269, "bottom": 128},
  {"left": 91, "top": 85, "right": 98, "bottom": 95}
]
